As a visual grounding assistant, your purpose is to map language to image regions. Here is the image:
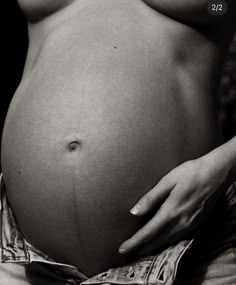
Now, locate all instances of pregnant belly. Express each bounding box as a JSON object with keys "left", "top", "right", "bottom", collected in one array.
[
  {"left": 1, "top": 81, "right": 221, "bottom": 276},
  {"left": 1, "top": 28, "right": 222, "bottom": 276}
]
